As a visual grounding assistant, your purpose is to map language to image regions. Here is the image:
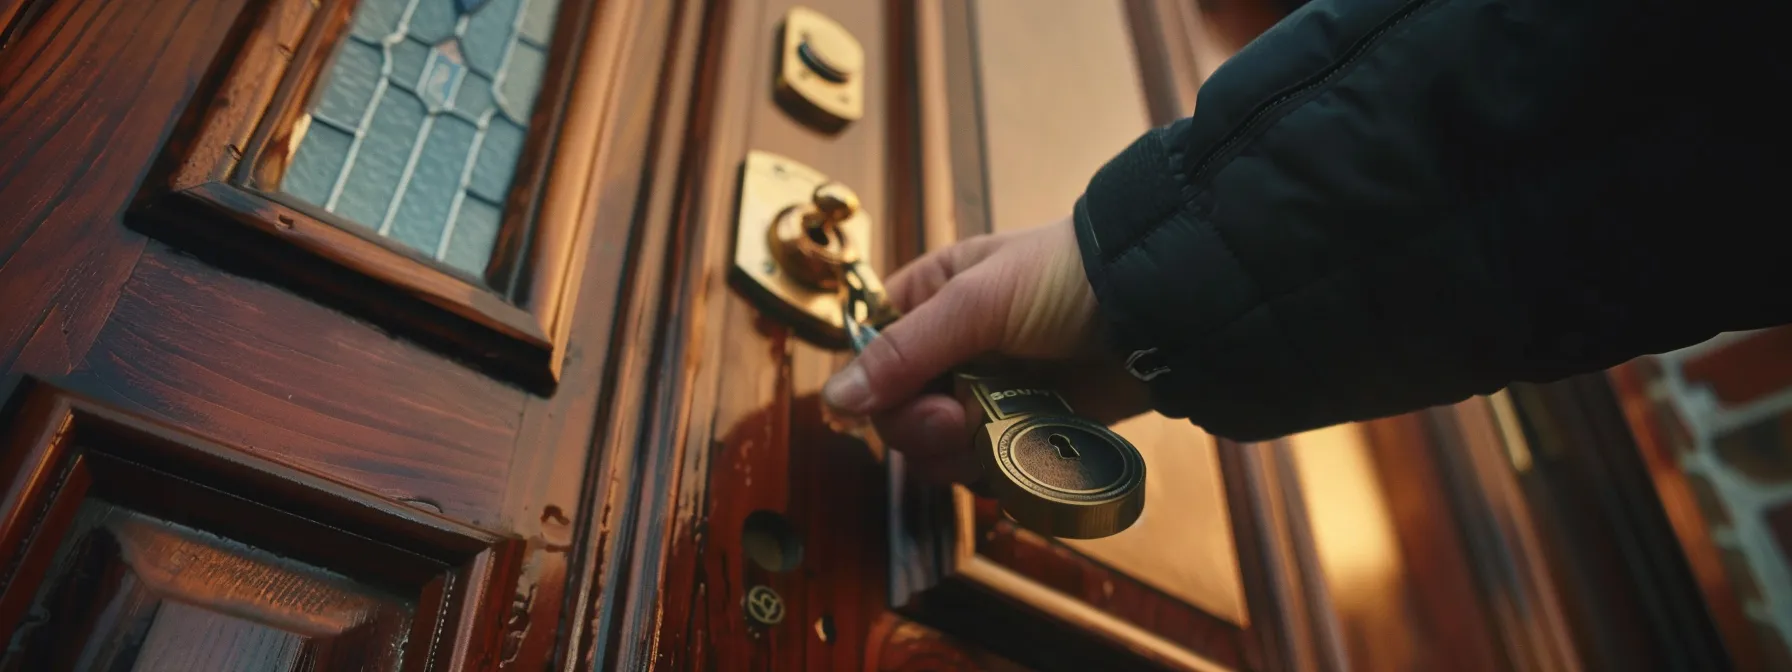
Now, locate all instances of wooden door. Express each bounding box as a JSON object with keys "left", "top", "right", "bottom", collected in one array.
[
  {"left": 1, "top": 0, "right": 1610, "bottom": 670},
  {"left": 0, "top": 0, "right": 663, "bottom": 667},
  {"left": 584, "top": 0, "right": 1562, "bottom": 671},
  {"left": 594, "top": 1, "right": 1596, "bottom": 671}
]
